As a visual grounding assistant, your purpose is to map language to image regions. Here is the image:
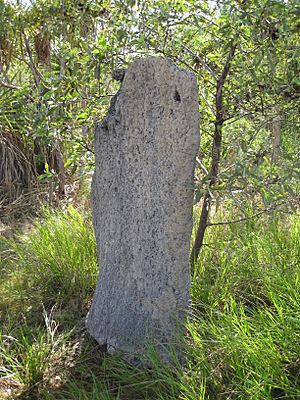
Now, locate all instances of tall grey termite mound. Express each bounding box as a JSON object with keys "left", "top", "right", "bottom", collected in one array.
[{"left": 86, "top": 57, "right": 200, "bottom": 356}]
